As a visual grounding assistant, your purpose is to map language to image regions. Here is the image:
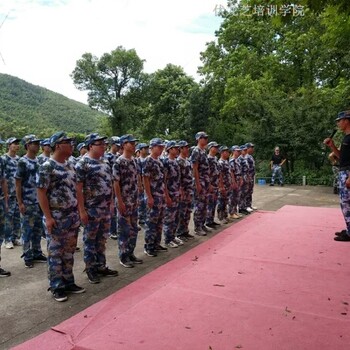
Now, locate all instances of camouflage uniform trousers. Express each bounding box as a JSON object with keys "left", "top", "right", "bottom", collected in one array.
[
  {"left": 177, "top": 194, "right": 193, "bottom": 235},
  {"left": 271, "top": 165, "right": 283, "bottom": 185},
  {"left": 4, "top": 196, "right": 21, "bottom": 243},
  {"left": 339, "top": 170, "right": 350, "bottom": 234},
  {"left": 217, "top": 189, "right": 230, "bottom": 221},
  {"left": 239, "top": 177, "right": 249, "bottom": 210},
  {"left": 194, "top": 187, "right": 209, "bottom": 230},
  {"left": 117, "top": 205, "right": 138, "bottom": 260},
  {"left": 229, "top": 182, "right": 241, "bottom": 215},
  {"left": 246, "top": 176, "right": 254, "bottom": 208},
  {"left": 138, "top": 190, "right": 147, "bottom": 224},
  {"left": 0, "top": 199, "right": 5, "bottom": 262},
  {"left": 83, "top": 207, "right": 111, "bottom": 272},
  {"left": 110, "top": 198, "right": 118, "bottom": 236},
  {"left": 206, "top": 189, "right": 218, "bottom": 225},
  {"left": 45, "top": 209, "right": 80, "bottom": 290},
  {"left": 21, "top": 204, "right": 43, "bottom": 262},
  {"left": 144, "top": 196, "right": 165, "bottom": 251},
  {"left": 163, "top": 196, "right": 180, "bottom": 244}
]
